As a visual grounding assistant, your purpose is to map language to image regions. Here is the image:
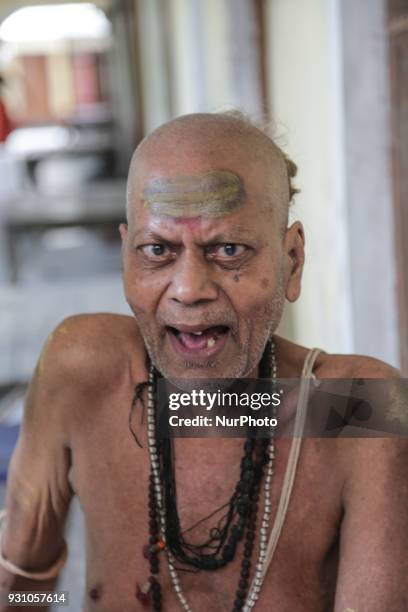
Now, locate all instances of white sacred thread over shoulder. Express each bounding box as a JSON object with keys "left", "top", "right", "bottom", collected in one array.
[
  {"left": 262, "top": 348, "right": 321, "bottom": 575},
  {"left": 244, "top": 347, "right": 322, "bottom": 610}
]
